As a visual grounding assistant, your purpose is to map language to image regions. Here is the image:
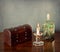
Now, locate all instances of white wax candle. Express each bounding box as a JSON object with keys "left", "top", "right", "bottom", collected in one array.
[
  {"left": 47, "top": 13, "right": 50, "bottom": 20},
  {"left": 36, "top": 23, "right": 40, "bottom": 35},
  {"left": 37, "top": 28, "right": 39, "bottom": 35}
]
